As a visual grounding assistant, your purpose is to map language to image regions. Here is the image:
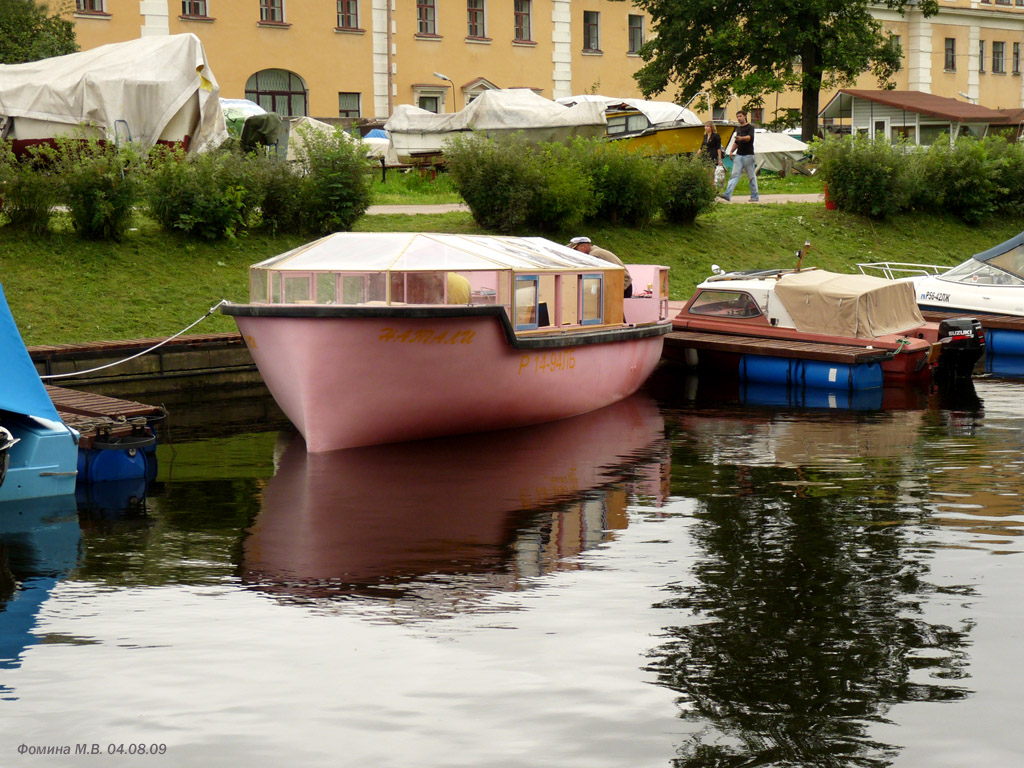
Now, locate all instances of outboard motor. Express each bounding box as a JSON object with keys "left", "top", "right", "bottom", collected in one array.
[
  {"left": 934, "top": 317, "right": 985, "bottom": 382},
  {"left": 0, "top": 426, "right": 18, "bottom": 489}
]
